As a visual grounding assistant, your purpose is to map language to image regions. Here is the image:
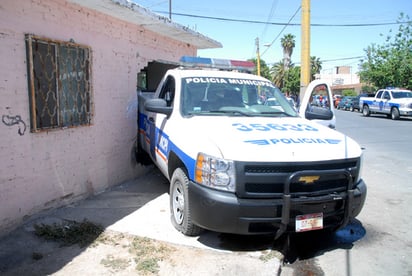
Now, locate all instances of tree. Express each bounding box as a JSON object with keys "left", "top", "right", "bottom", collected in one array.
[
  {"left": 280, "top": 34, "right": 295, "bottom": 70},
  {"left": 283, "top": 66, "right": 301, "bottom": 97},
  {"left": 342, "top": 89, "right": 357, "bottom": 96},
  {"left": 270, "top": 61, "right": 300, "bottom": 97},
  {"left": 248, "top": 58, "right": 271, "bottom": 80},
  {"left": 310, "top": 56, "right": 322, "bottom": 80},
  {"left": 359, "top": 13, "right": 412, "bottom": 90},
  {"left": 270, "top": 61, "right": 286, "bottom": 88}
]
